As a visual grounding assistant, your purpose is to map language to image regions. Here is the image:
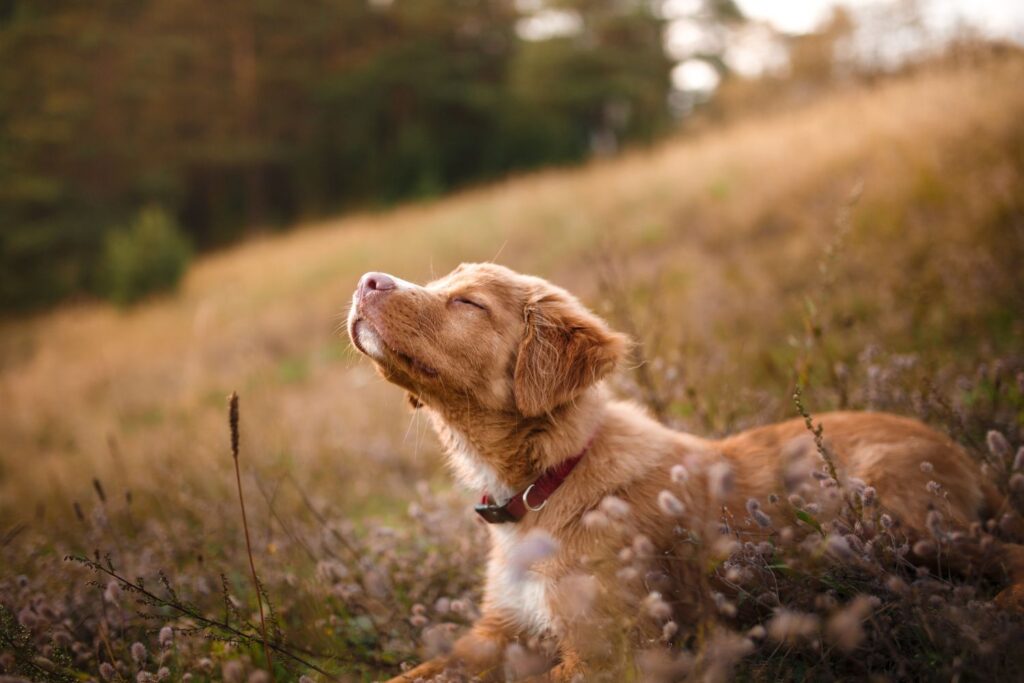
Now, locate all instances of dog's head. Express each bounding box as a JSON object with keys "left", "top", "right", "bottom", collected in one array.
[{"left": 347, "top": 263, "right": 627, "bottom": 419}]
